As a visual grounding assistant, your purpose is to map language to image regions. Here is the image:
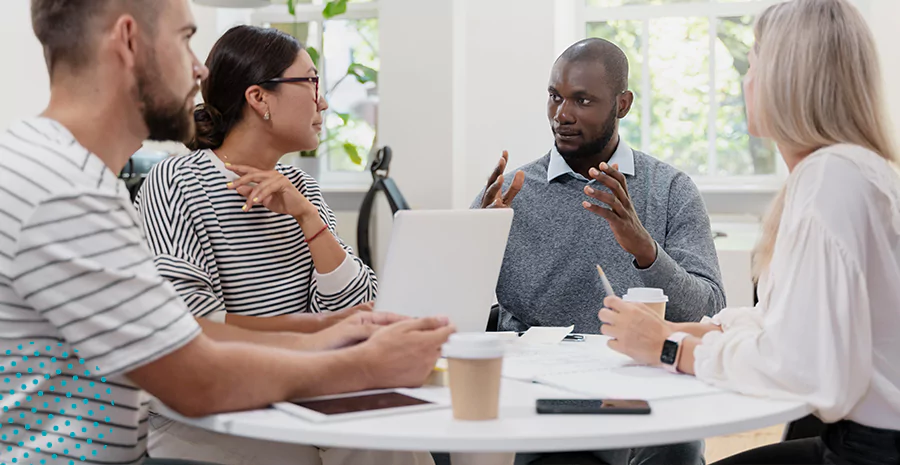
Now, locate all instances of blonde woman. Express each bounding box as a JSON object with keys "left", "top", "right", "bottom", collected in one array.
[{"left": 595, "top": 0, "right": 900, "bottom": 463}]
